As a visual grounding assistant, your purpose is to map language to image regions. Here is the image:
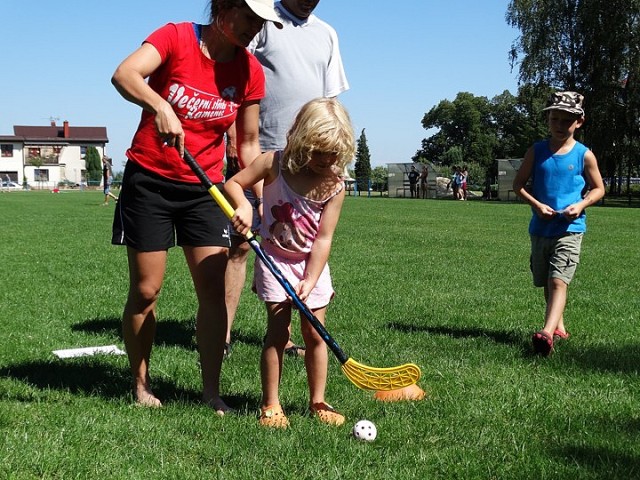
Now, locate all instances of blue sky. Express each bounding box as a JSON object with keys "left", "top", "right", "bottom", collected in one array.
[{"left": 0, "top": 0, "right": 520, "bottom": 170}]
